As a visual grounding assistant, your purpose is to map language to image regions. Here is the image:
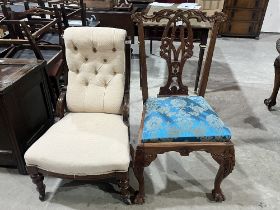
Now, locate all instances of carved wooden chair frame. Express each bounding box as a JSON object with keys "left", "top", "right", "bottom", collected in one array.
[
  {"left": 264, "top": 38, "right": 280, "bottom": 110},
  {"left": 57, "top": 0, "right": 87, "bottom": 28},
  {"left": 26, "top": 39, "right": 132, "bottom": 205},
  {"left": 1, "top": 4, "right": 63, "bottom": 40},
  {"left": 131, "top": 9, "right": 235, "bottom": 204},
  {"left": 0, "top": 17, "right": 63, "bottom": 71}
]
